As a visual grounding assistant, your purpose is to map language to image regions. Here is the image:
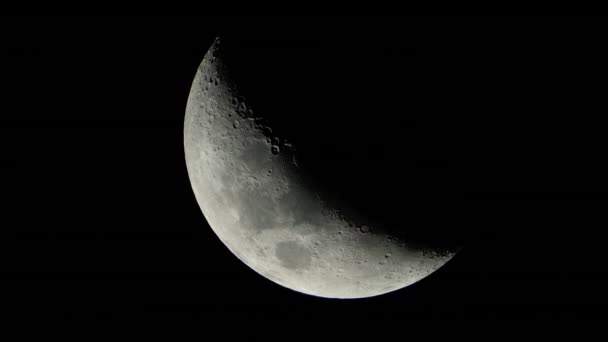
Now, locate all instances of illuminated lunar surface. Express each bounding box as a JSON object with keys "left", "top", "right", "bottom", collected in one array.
[{"left": 184, "top": 38, "right": 458, "bottom": 298}]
